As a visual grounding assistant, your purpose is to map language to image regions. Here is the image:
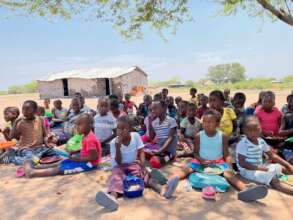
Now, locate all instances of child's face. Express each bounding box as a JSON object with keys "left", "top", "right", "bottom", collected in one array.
[
  {"left": 187, "top": 106, "right": 196, "bottom": 118},
  {"left": 262, "top": 96, "right": 274, "bottom": 111},
  {"left": 202, "top": 115, "right": 219, "bottom": 134},
  {"left": 233, "top": 98, "right": 245, "bottom": 109},
  {"left": 125, "top": 94, "right": 131, "bottom": 101},
  {"left": 288, "top": 98, "right": 293, "bottom": 112},
  {"left": 162, "top": 90, "right": 168, "bottom": 97},
  {"left": 209, "top": 95, "right": 223, "bottom": 111},
  {"left": 190, "top": 90, "right": 196, "bottom": 96},
  {"left": 76, "top": 117, "right": 91, "bottom": 134},
  {"left": 179, "top": 102, "right": 187, "bottom": 116},
  {"left": 245, "top": 124, "right": 261, "bottom": 143},
  {"left": 53, "top": 101, "right": 62, "bottom": 109},
  {"left": 99, "top": 102, "right": 109, "bottom": 115},
  {"left": 116, "top": 121, "right": 130, "bottom": 138},
  {"left": 71, "top": 100, "right": 81, "bottom": 114},
  {"left": 4, "top": 110, "right": 17, "bottom": 122},
  {"left": 44, "top": 99, "right": 50, "bottom": 107},
  {"left": 36, "top": 108, "right": 45, "bottom": 117},
  {"left": 200, "top": 96, "right": 208, "bottom": 106},
  {"left": 175, "top": 97, "right": 182, "bottom": 106},
  {"left": 22, "top": 104, "right": 36, "bottom": 120},
  {"left": 224, "top": 90, "right": 230, "bottom": 98},
  {"left": 144, "top": 96, "right": 152, "bottom": 106},
  {"left": 151, "top": 103, "right": 165, "bottom": 117}
]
